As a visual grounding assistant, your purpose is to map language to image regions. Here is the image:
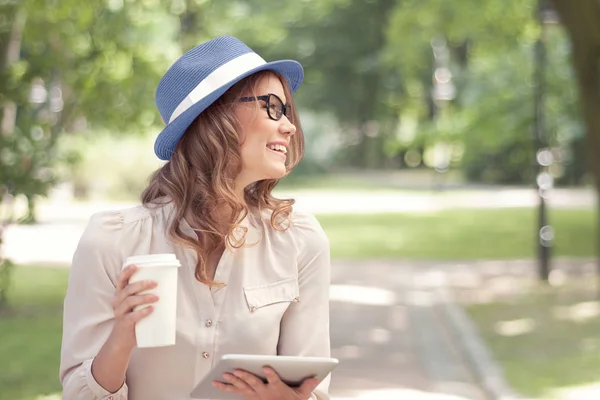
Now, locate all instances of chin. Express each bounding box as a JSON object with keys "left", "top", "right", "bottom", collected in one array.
[{"left": 262, "top": 166, "right": 287, "bottom": 181}]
